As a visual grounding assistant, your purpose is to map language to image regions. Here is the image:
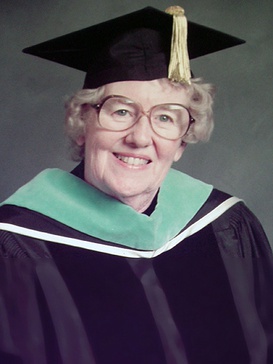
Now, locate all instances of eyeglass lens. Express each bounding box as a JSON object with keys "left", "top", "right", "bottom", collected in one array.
[{"left": 98, "top": 96, "right": 191, "bottom": 139}]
